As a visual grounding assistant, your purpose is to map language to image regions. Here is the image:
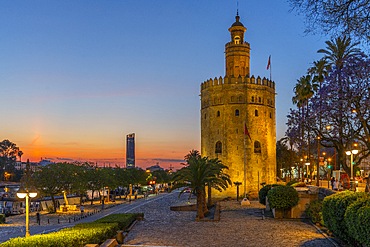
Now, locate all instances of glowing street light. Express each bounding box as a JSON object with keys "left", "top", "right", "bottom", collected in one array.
[
  {"left": 346, "top": 143, "right": 359, "bottom": 180},
  {"left": 17, "top": 188, "right": 37, "bottom": 237}
]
